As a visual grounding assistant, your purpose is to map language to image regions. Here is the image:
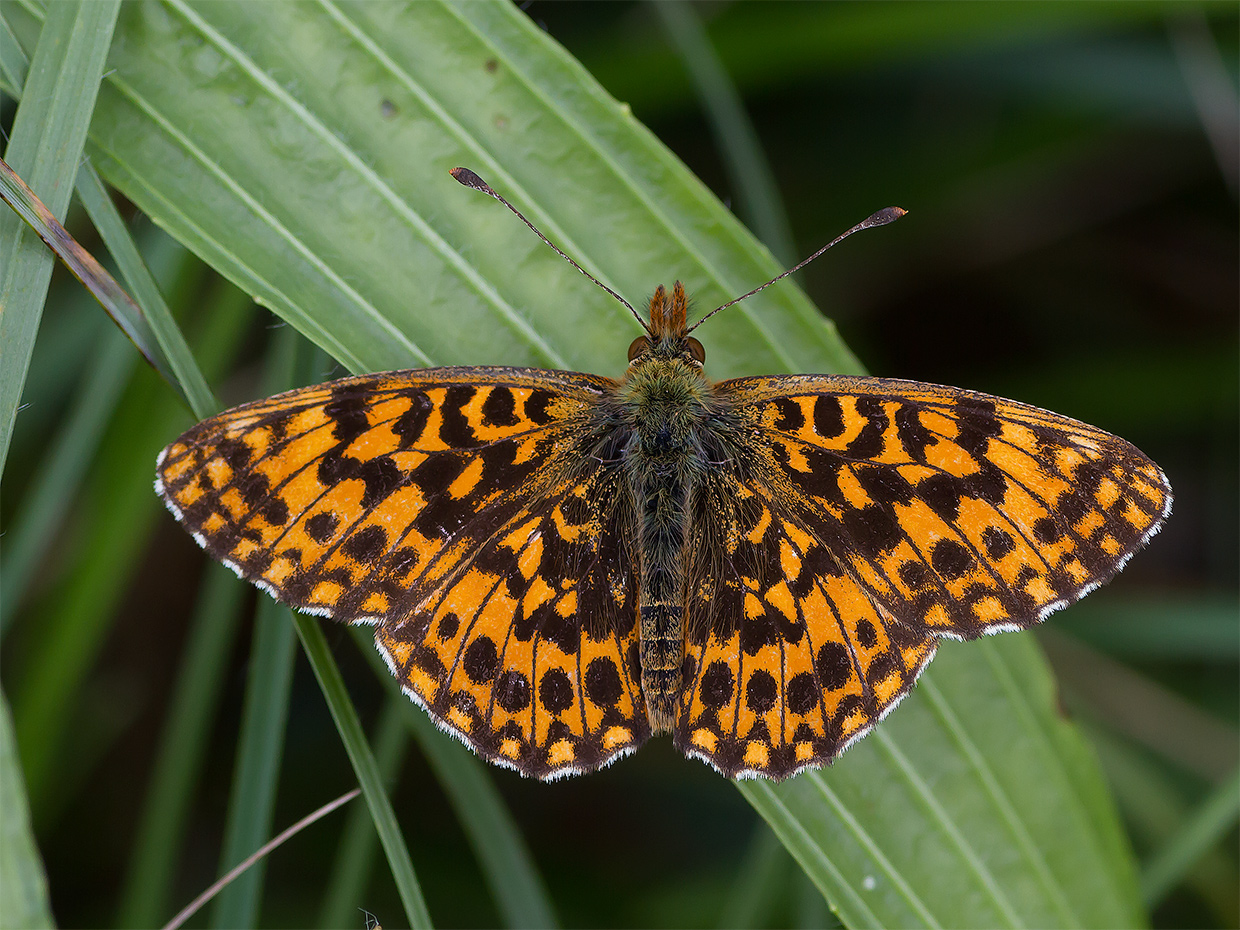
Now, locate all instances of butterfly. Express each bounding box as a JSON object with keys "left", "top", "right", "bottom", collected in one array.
[{"left": 155, "top": 169, "right": 1171, "bottom": 780}]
